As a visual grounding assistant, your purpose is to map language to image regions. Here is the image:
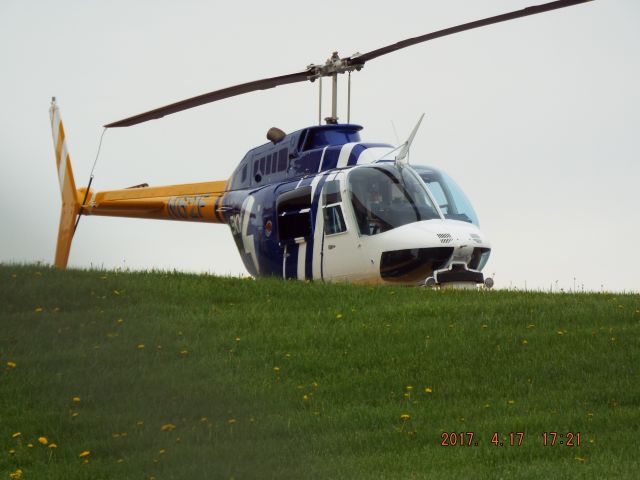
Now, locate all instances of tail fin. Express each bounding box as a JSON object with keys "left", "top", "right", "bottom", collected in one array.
[{"left": 50, "top": 98, "right": 81, "bottom": 268}]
